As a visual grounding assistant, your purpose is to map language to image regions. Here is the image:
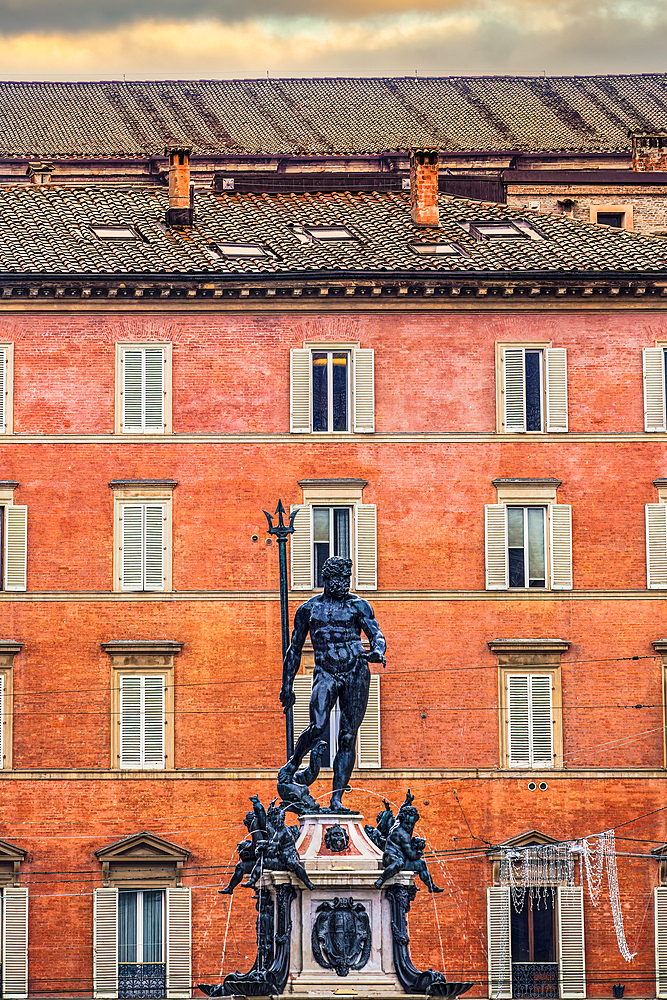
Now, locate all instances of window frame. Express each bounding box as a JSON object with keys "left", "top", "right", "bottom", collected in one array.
[
  {"left": 507, "top": 505, "right": 547, "bottom": 589},
  {"left": 0, "top": 483, "right": 26, "bottom": 593},
  {"left": 115, "top": 343, "right": 172, "bottom": 435},
  {"left": 490, "top": 639, "right": 568, "bottom": 772},
  {"left": 103, "top": 640, "right": 182, "bottom": 771},
  {"left": 496, "top": 341, "right": 560, "bottom": 434},
  {"left": 0, "top": 345, "right": 14, "bottom": 435},
  {"left": 290, "top": 341, "right": 375, "bottom": 435},
  {"left": 0, "top": 641, "right": 20, "bottom": 771},
  {"left": 311, "top": 349, "right": 351, "bottom": 433},
  {"left": 110, "top": 481, "right": 176, "bottom": 593},
  {"left": 589, "top": 204, "right": 633, "bottom": 230}
]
